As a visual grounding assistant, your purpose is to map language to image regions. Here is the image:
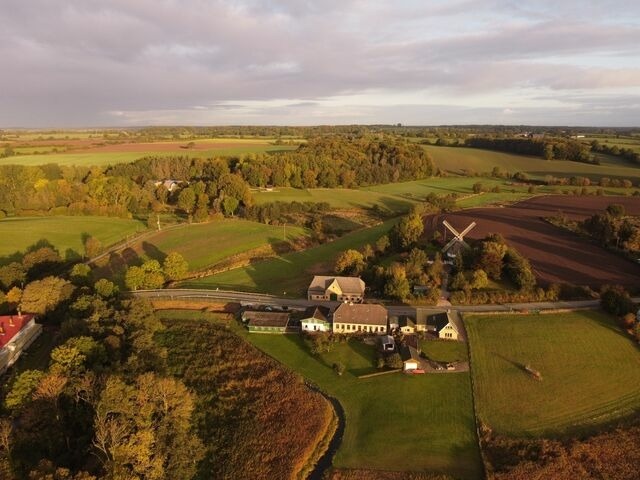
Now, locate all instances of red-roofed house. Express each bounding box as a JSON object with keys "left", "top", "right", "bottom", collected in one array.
[{"left": 0, "top": 313, "right": 42, "bottom": 374}]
